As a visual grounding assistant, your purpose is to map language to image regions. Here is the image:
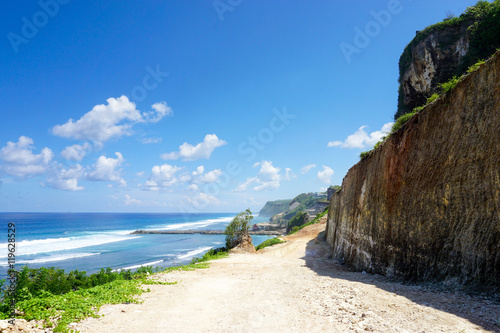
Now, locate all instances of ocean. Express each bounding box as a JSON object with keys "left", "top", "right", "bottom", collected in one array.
[{"left": 0, "top": 212, "right": 273, "bottom": 279}]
